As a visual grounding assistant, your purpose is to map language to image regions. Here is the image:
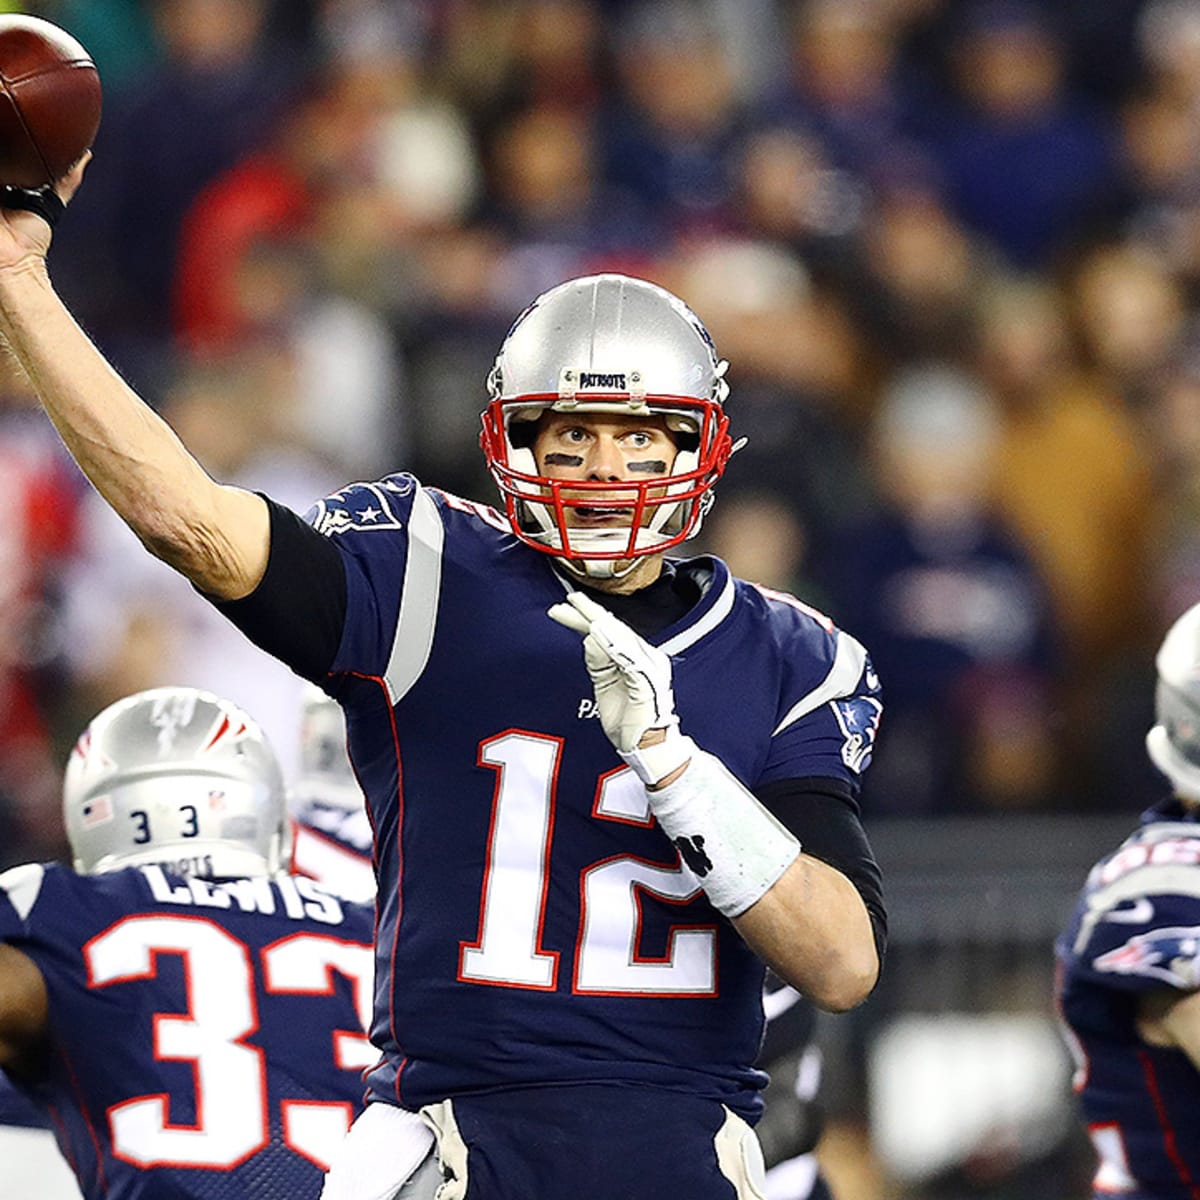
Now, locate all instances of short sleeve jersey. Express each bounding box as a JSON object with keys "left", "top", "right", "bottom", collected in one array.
[
  {"left": 284, "top": 477, "right": 881, "bottom": 1123},
  {"left": 1056, "top": 802, "right": 1200, "bottom": 1194},
  {"left": 0, "top": 862, "right": 375, "bottom": 1200}
]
